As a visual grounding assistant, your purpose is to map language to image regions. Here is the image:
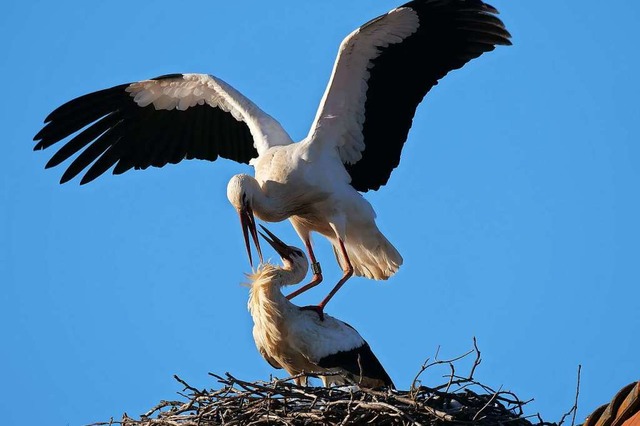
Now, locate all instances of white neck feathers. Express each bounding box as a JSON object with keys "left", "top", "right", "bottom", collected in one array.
[{"left": 247, "top": 264, "right": 293, "bottom": 340}]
